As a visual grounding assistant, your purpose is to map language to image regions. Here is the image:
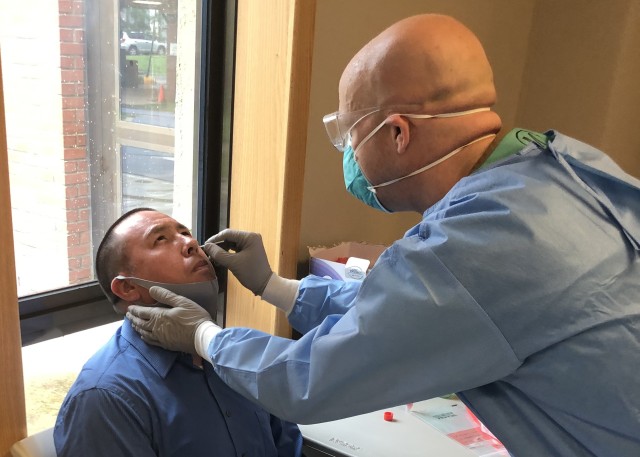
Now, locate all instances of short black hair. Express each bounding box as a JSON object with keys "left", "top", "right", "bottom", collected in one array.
[{"left": 95, "top": 207, "right": 157, "bottom": 304}]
